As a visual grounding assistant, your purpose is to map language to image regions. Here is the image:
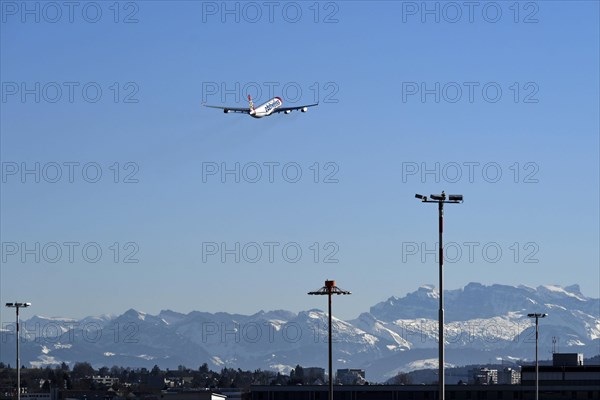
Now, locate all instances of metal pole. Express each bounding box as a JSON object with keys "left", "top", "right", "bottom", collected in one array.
[
  {"left": 328, "top": 288, "right": 333, "bottom": 400},
  {"left": 527, "top": 313, "right": 546, "bottom": 400},
  {"left": 16, "top": 306, "right": 20, "bottom": 400},
  {"left": 5, "top": 303, "right": 30, "bottom": 400},
  {"left": 535, "top": 316, "right": 539, "bottom": 400},
  {"left": 438, "top": 202, "right": 444, "bottom": 400},
  {"left": 308, "top": 281, "right": 350, "bottom": 400},
  {"left": 415, "top": 192, "right": 462, "bottom": 400}
]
